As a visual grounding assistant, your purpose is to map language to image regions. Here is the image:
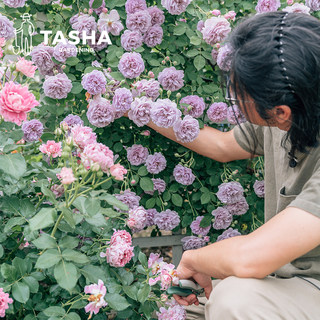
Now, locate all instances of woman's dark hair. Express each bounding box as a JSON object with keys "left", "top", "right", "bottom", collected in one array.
[{"left": 228, "top": 11, "right": 320, "bottom": 154}]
